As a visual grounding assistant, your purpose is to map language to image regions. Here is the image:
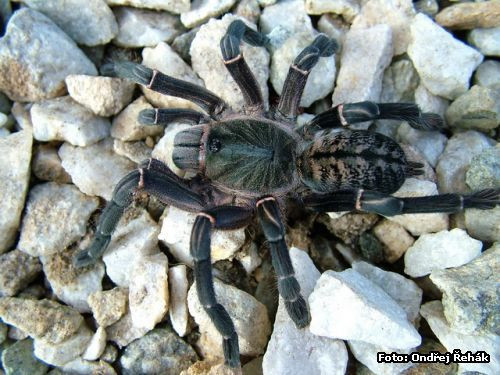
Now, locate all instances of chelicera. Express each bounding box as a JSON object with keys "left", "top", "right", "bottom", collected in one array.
[{"left": 74, "top": 20, "right": 499, "bottom": 368}]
